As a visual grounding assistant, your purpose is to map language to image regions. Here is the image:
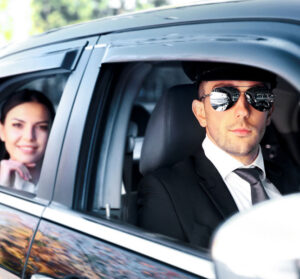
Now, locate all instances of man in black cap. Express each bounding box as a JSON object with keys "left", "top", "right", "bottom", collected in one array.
[{"left": 137, "top": 63, "right": 298, "bottom": 249}]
